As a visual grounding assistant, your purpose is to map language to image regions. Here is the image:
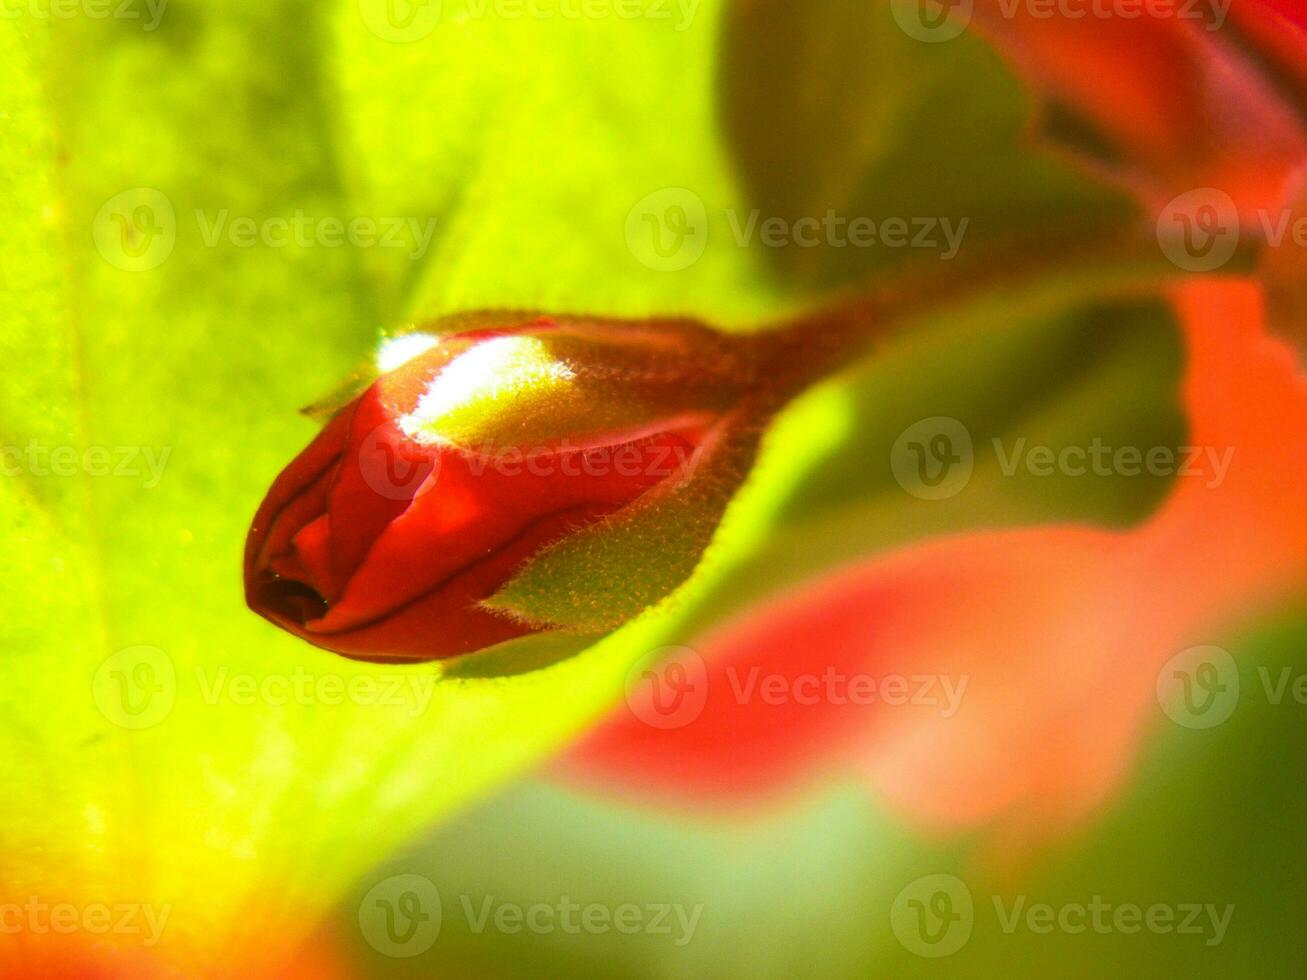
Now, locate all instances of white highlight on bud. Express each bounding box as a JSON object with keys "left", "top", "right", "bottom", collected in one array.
[
  {"left": 376, "top": 331, "right": 441, "bottom": 373},
  {"left": 399, "top": 336, "right": 575, "bottom": 443}
]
